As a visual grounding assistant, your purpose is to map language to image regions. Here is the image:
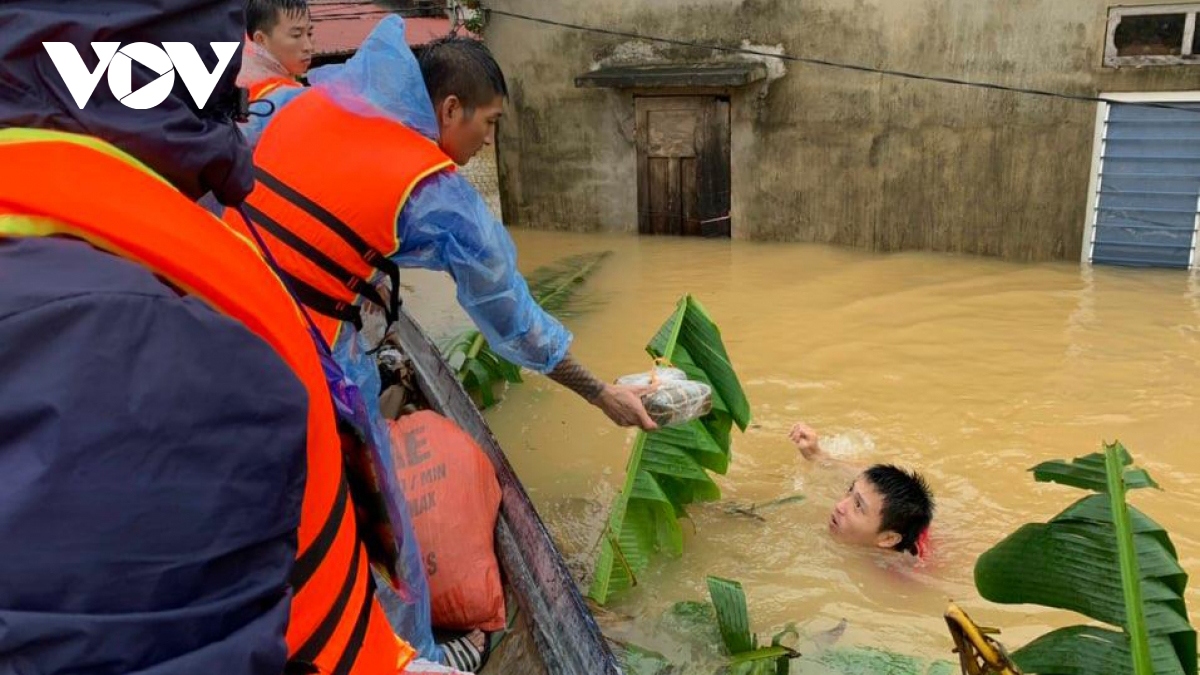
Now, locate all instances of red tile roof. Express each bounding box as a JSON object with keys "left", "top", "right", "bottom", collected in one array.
[{"left": 310, "top": 5, "right": 465, "bottom": 56}]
